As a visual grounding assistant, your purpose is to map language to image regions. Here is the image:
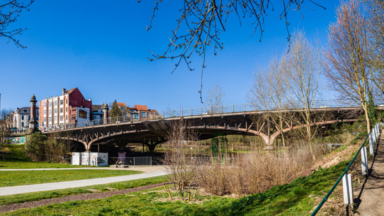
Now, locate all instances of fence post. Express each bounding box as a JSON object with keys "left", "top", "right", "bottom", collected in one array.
[
  {"left": 361, "top": 147, "right": 368, "bottom": 175},
  {"left": 343, "top": 173, "right": 353, "bottom": 205},
  {"left": 369, "top": 134, "right": 375, "bottom": 155}
]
